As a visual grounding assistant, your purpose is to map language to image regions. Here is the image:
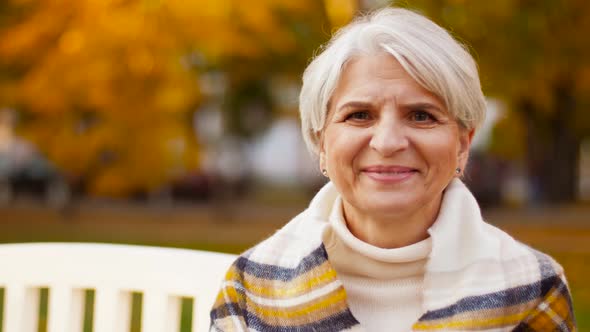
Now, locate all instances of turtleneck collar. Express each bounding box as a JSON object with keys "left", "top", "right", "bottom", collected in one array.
[{"left": 322, "top": 196, "right": 432, "bottom": 280}]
